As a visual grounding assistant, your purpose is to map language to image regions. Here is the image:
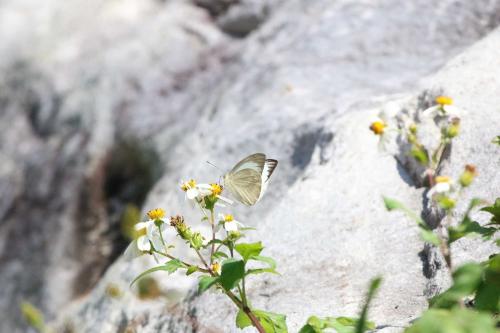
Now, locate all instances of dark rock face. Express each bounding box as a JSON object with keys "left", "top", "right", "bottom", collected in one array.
[{"left": 1, "top": 0, "right": 500, "bottom": 332}]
